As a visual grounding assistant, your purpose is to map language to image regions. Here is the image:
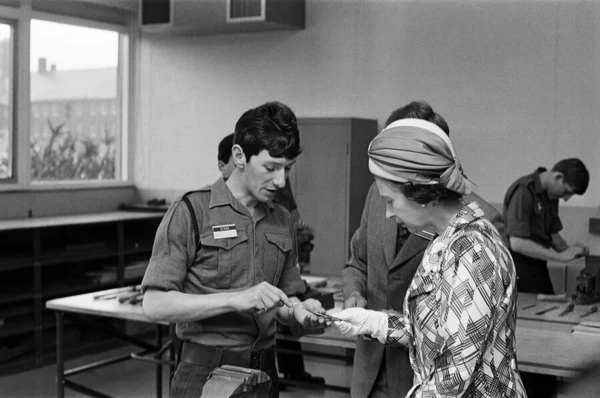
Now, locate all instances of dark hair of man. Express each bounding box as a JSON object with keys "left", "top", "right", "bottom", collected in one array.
[
  {"left": 233, "top": 101, "right": 302, "bottom": 161},
  {"left": 383, "top": 100, "right": 461, "bottom": 203},
  {"left": 552, "top": 158, "right": 590, "bottom": 195},
  {"left": 218, "top": 133, "right": 234, "bottom": 163},
  {"left": 384, "top": 100, "right": 450, "bottom": 135}
]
